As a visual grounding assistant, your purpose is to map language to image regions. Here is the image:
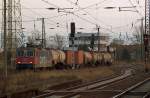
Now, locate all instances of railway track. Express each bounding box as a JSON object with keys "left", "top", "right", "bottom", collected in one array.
[
  {"left": 78, "top": 72, "right": 150, "bottom": 98},
  {"left": 0, "top": 79, "right": 82, "bottom": 98},
  {"left": 0, "top": 65, "right": 124, "bottom": 98},
  {"left": 33, "top": 69, "right": 150, "bottom": 98},
  {"left": 113, "top": 78, "right": 150, "bottom": 98},
  {"left": 0, "top": 64, "right": 147, "bottom": 98},
  {"left": 33, "top": 69, "right": 132, "bottom": 98}
]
